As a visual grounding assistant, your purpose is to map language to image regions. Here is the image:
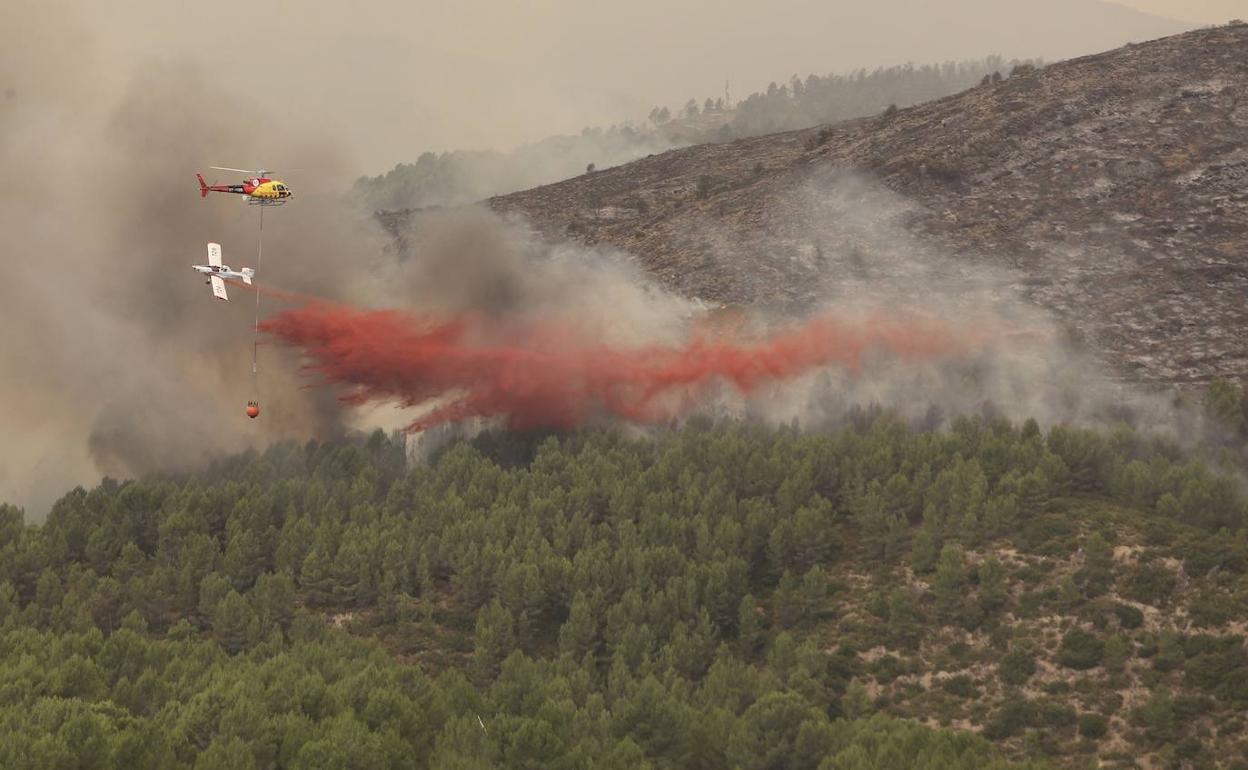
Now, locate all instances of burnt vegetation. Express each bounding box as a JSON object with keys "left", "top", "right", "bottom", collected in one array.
[{"left": 440, "top": 23, "right": 1248, "bottom": 388}]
